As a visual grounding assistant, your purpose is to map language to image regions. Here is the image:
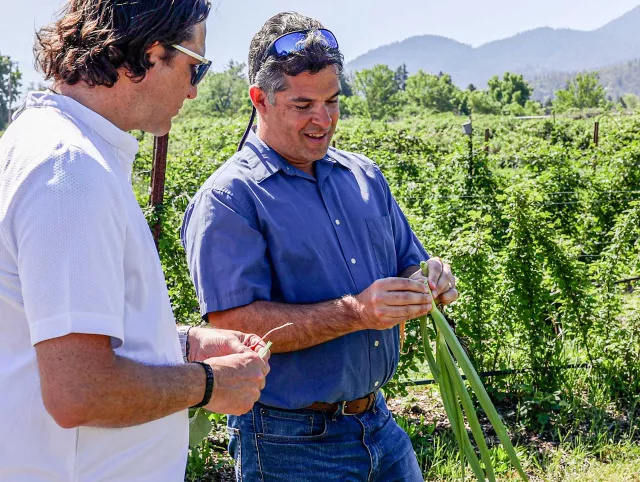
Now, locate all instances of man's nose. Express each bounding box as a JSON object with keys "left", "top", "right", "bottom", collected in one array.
[
  {"left": 312, "top": 105, "right": 332, "bottom": 129},
  {"left": 187, "top": 83, "right": 198, "bottom": 100}
]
